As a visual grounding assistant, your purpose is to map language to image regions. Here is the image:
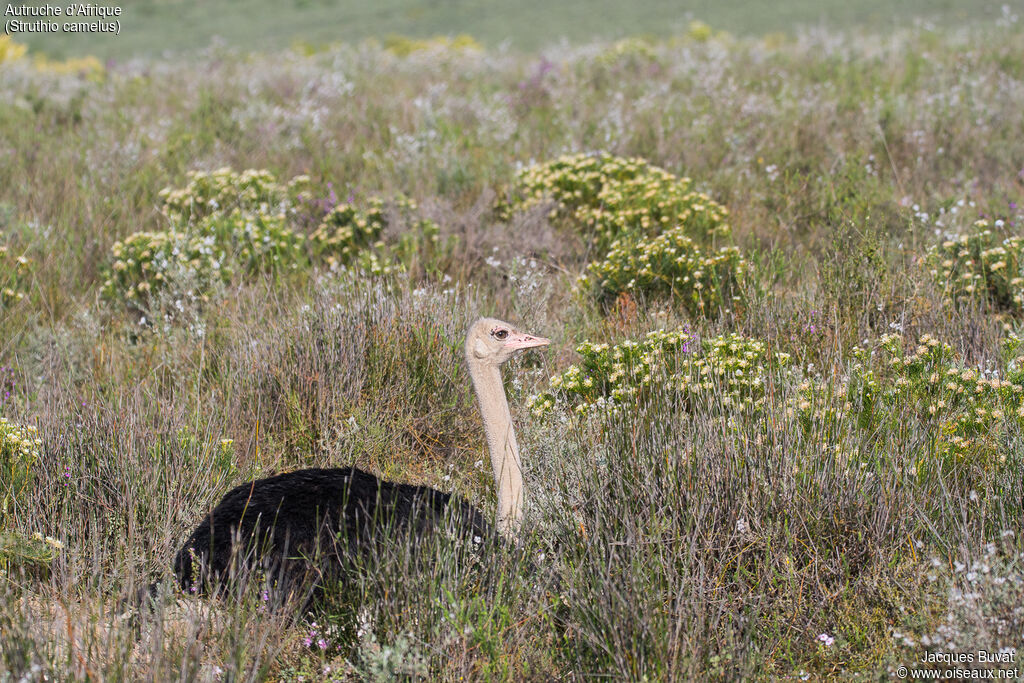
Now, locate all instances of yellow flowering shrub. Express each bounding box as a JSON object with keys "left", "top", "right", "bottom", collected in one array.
[
  {"left": 159, "top": 168, "right": 310, "bottom": 226},
  {"left": 310, "top": 202, "right": 383, "bottom": 256},
  {"left": 0, "top": 232, "right": 32, "bottom": 308},
  {"left": 502, "top": 153, "right": 743, "bottom": 314},
  {"left": 0, "top": 417, "right": 41, "bottom": 526},
  {"left": 309, "top": 196, "right": 441, "bottom": 275},
  {"left": 383, "top": 34, "right": 483, "bottom": 57},
  {"left": 530, "top": 329, "right": 791, "bottom": 417},
  {"left": 502, "top": 152, "right": 731, "bottom": 250},
  {"left": 33, "top": 54, "right": 104, "bottom": 80},
  {"left": 580, "top": 225, "right": 747, "bottom": 314},
  {"left": 105, "top": 170, "right": 443, "bottom": 308},
  {"left": 794, "top": 333, "right": 1024, "bottom": 467},
  {"left": 686, "top": 20, "right": 714, "bottom": 42},
  {"left": 0, "top": 36, "right": 102, "bottom": 80},
  {"left": 595, "top": 38, "right": 659, "bottom": 67},
  {"left": 202, "top": 211, "right": 308, "bottom": 275},
  {"left": 0, "top": 36, "right": 28, "bottom": 65},
  {"left": 923, "top": 220, "right": 1024, "bottom": 312},
  {"left": 101, "top": 230, "right": 230, "bottom": 308}
]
